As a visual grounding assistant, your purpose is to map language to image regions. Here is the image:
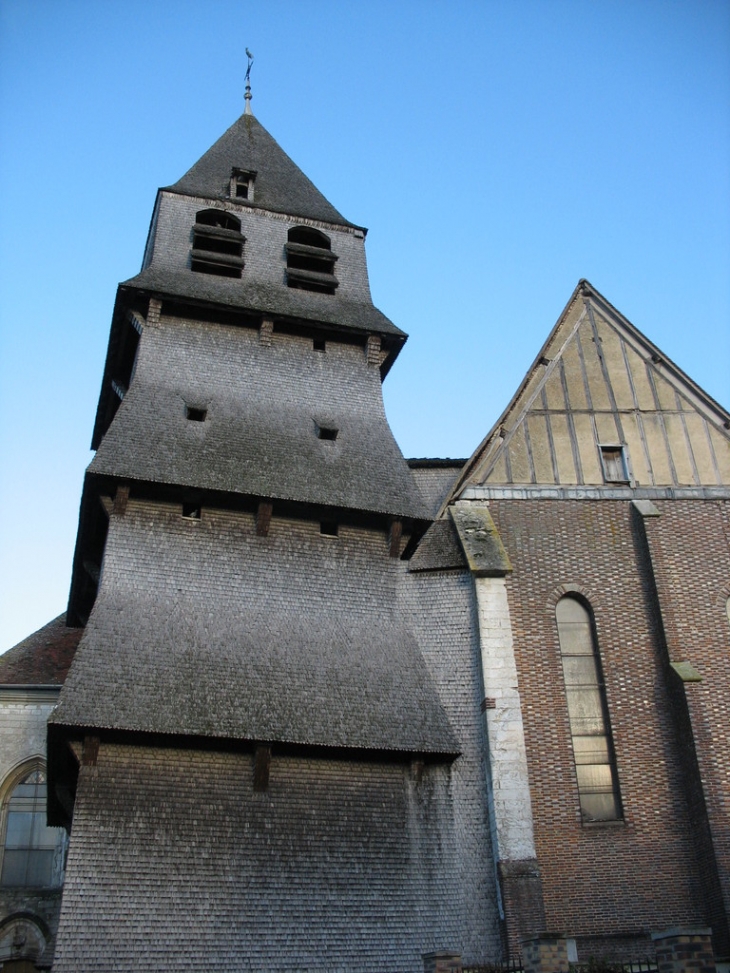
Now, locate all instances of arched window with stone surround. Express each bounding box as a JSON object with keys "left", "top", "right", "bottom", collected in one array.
[
  {"left": 556, "top": 596, "right": 622, "bottom": 823},
  {"left": 0, "top": 762, "right": 67, "bottom": 888}
]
